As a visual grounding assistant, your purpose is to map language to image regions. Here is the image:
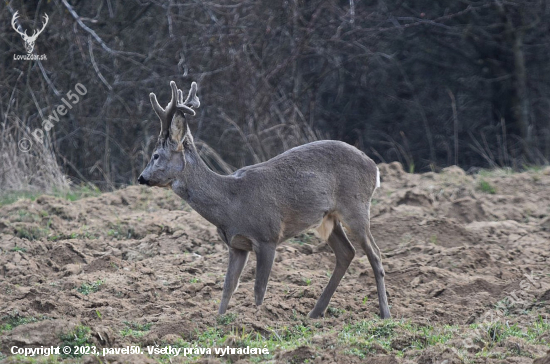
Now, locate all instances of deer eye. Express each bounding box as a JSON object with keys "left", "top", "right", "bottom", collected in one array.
[{"left": 153, "top": 154, "right": 159, "bottom": 160}]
